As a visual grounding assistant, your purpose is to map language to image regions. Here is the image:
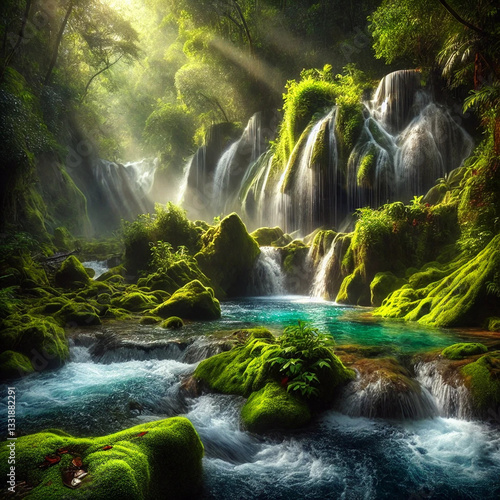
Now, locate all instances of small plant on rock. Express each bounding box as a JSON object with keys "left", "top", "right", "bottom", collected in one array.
[{"left": 261, "top": 321, "right": 335, "bottom": 398}]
